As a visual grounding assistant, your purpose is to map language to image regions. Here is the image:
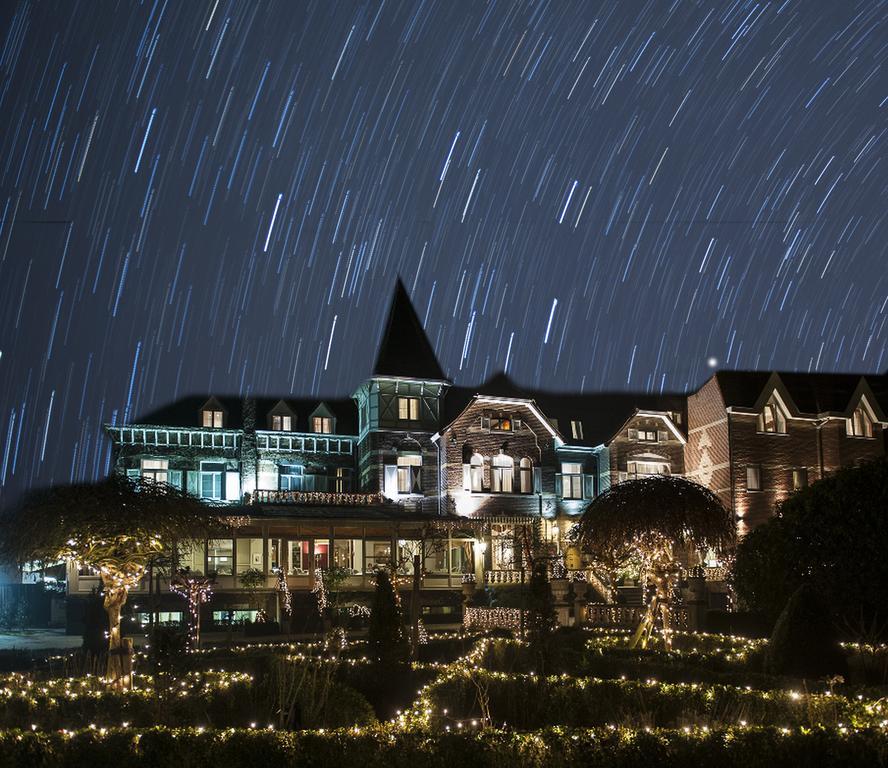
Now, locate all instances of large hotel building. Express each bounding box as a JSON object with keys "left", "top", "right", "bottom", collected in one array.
[{"left": 72, "top": 282, "right": 887, "bottom": 630}]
